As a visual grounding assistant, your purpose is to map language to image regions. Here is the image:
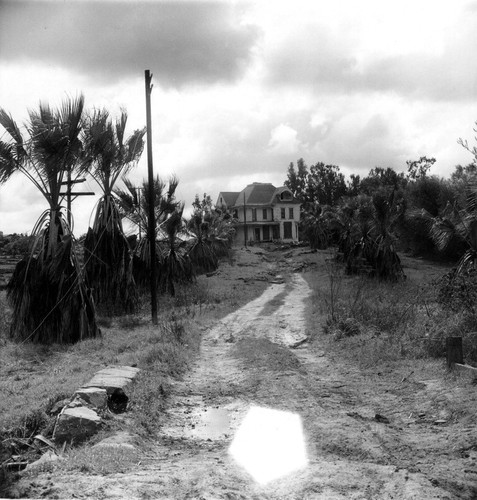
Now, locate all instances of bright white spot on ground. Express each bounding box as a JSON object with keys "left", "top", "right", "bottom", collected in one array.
[{"left": 229, "top": 405, "right": 308, "bottom": 485}]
